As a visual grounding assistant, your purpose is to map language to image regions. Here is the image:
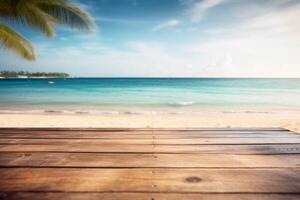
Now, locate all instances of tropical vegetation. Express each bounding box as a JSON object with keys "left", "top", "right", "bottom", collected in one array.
[
  {"left": 0, "top": 70, "right": 69, "bottom": 78},
  {"left": 0, "top": 0, "right": 94, "bottom": 60}
]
